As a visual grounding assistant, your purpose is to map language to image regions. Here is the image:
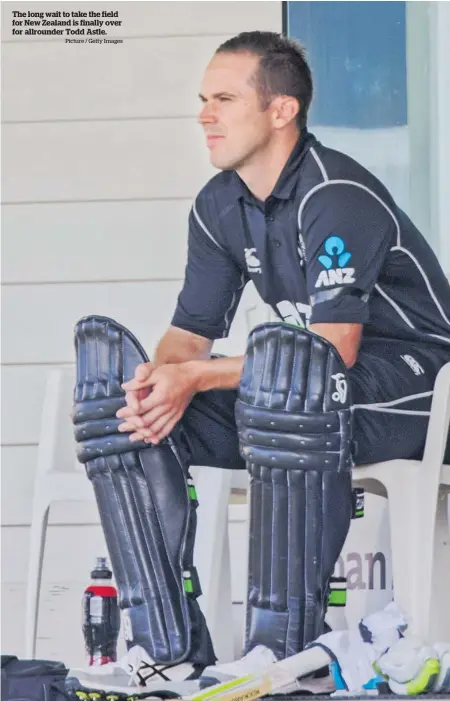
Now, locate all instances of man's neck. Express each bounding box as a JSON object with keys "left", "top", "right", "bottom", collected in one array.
[{"left": 236, "top": 130, "right": 300, "bottom": 202}]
